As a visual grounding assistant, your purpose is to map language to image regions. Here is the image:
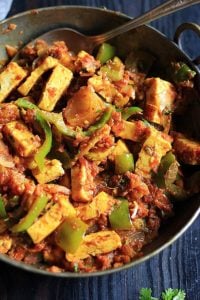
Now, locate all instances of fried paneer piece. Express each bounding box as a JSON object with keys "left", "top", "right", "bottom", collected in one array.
[
  {"left": 63, "top": 85, "right": 105, "bottom": 128},
  {"left": 32, "top": 159, "right": 65, "bottom": 184},
  {"left": 112, "top": 119, "right": 148, "bottom": 142},
  {"left": 38, "top": 64, "right": 73, "bottom": 111},
  {"left": 88, "top": 73, "right": 133, "bottom": 108},
  {"left": 66, "top": 231, "right": 121, "bottom": 262},
  {"left": 0, "top": 103, "right": 19, "bottom": 124},
  {"left": 75, "top": 125, "right": 111, "bottom": 162},
  {"left": 0, "top": 234, "right": 12, "bottom": 254},
  {"left": 3, "top": 121, "right": 40, "bottom": 157},
  {"left": 75, "top": 50, "right": 100, "bottom": 75},
  {"left": 173, "top": 132, "right": 200, "bottom": 165},
  {"left": 144, "top": 77, "right": 177, "bottom": 131},
  {"left": 27, "top": 194, "right": 76, "bottom": 244},
  {"left": 76, "top": 192, "right": 116, "bottom": 221},
  {"left": 135, "top": 127, "right": 172, "bottom": 178},
  {"left": 71, "top": 157, "right": 95, "bottom": 202},
  {"left": 18, "top": 56, "right": 58, "bottom": 96},
  {"left": 0, "top": 62, "right": 27, "bottom": 102},
  {"left": 110, "top": 139, "right": 129, "bottom": 157}
]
